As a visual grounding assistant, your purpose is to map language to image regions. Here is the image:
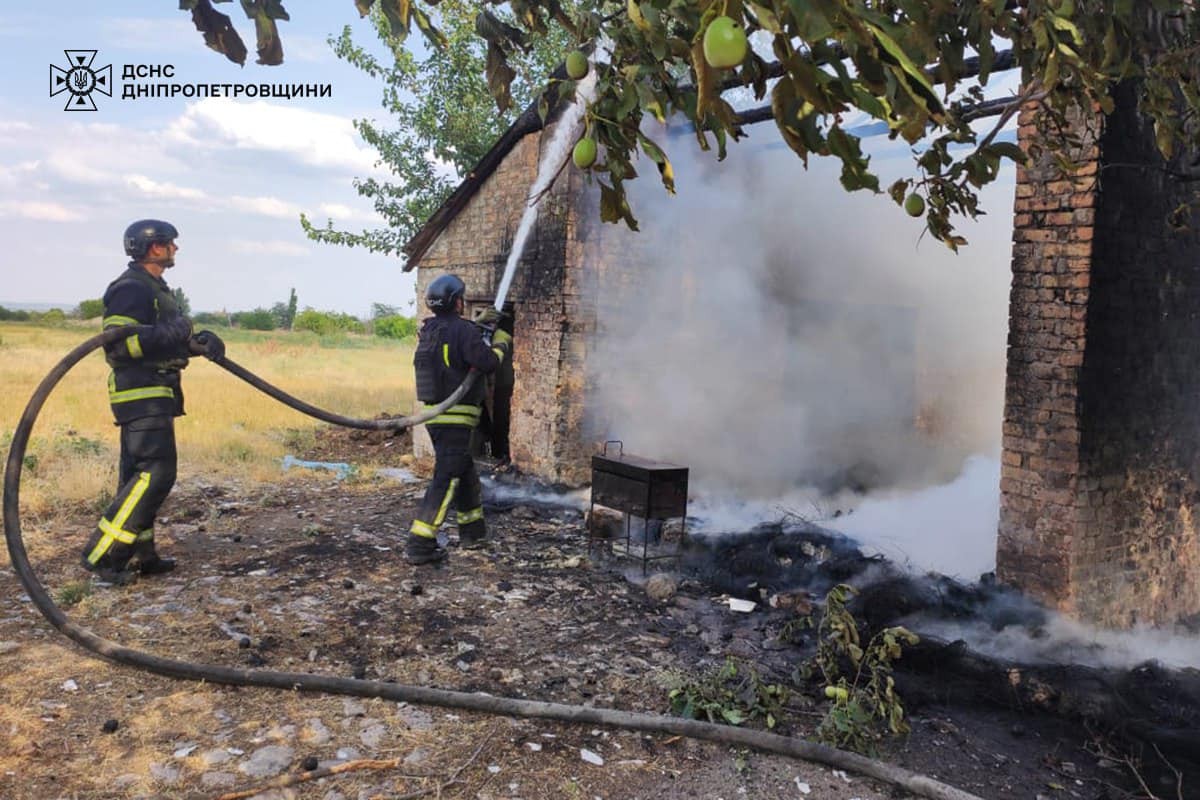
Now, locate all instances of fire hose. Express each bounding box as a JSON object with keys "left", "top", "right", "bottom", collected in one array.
[{"left": 3, "top": 328, "right": 982, "bottom": 800}]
